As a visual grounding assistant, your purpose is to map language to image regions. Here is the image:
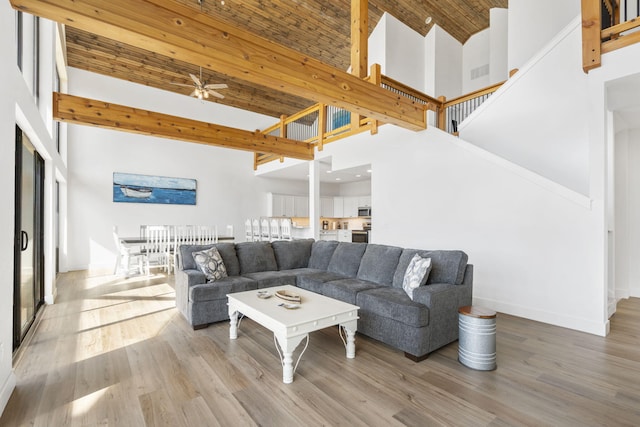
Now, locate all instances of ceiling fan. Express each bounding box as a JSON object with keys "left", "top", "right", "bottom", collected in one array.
[{"left": 172, "top": 68, "right": 228, "bottom": 100}]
